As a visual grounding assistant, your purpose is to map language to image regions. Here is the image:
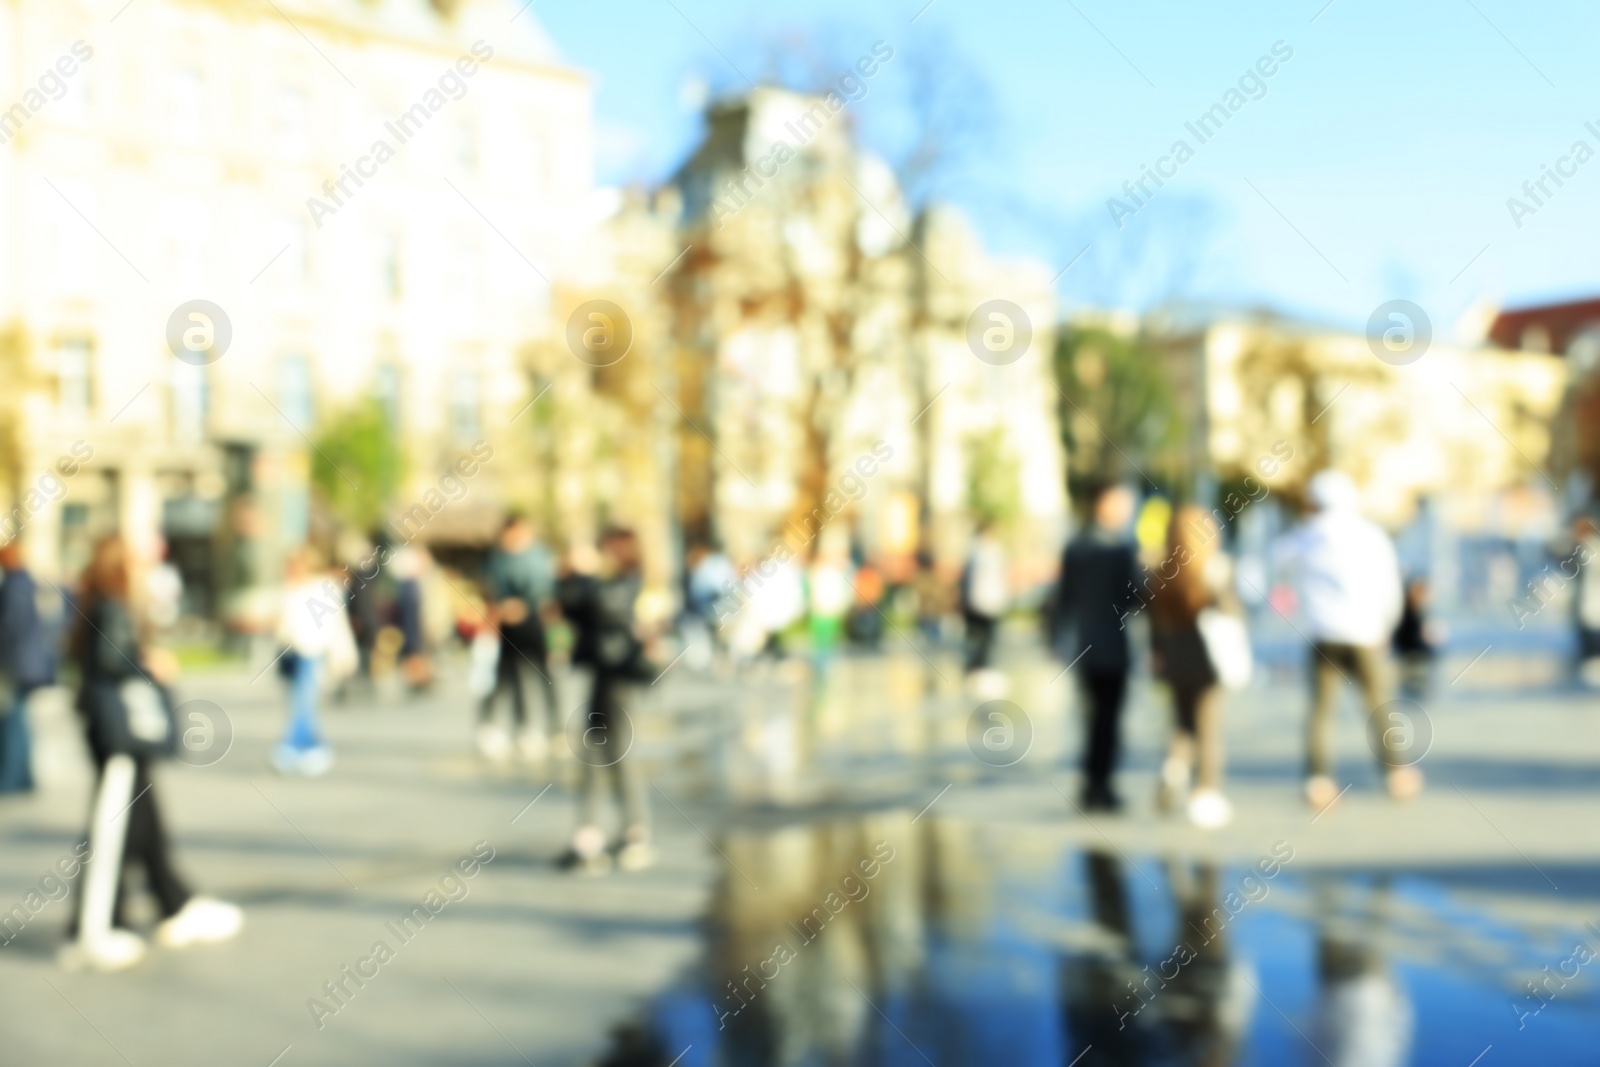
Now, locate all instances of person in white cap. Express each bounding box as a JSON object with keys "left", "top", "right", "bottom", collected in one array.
[{"left": 1277, "top": 470, "right": 1415, "bottom": 811}]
